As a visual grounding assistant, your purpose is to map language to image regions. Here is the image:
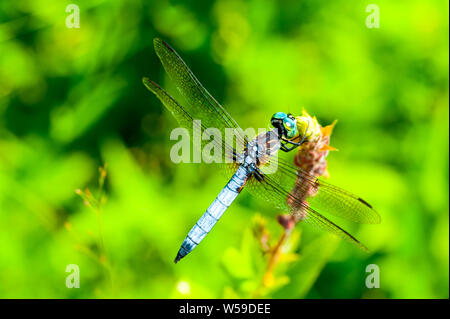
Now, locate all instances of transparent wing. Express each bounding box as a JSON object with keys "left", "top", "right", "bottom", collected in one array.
[
  {"left": 144, "top": 38, "right": 251, "bottom": 167},
  {"left": 246, "top": 155, "right": 380, "bottom": 251},
  {"left": 152, "top": 38, "right": 248, "bottom": 147},
  {"left": 143, "top": 79, "right": 238, "bottom": 165},
  {"left": 257, "top": 155, "right": 381, "bottom": 224},
  {"left": 247, "top": 171, "right": 370, "bottom": 251}
]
